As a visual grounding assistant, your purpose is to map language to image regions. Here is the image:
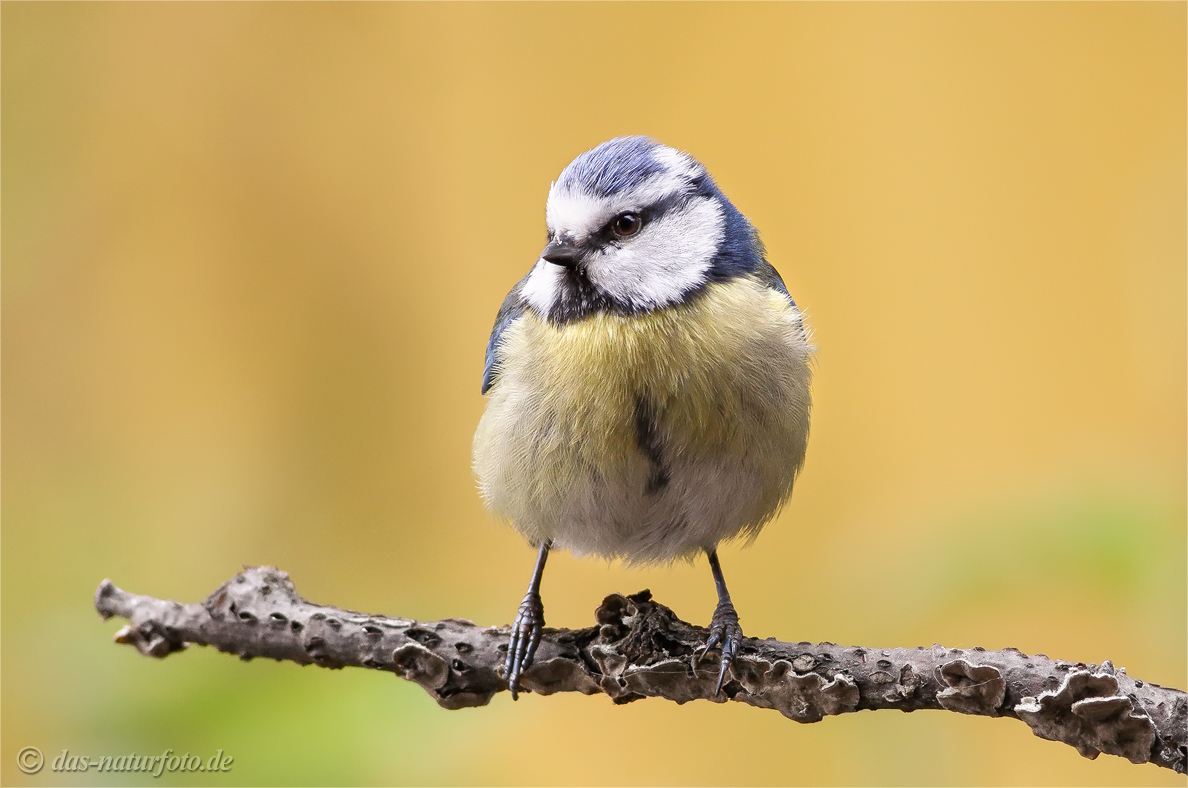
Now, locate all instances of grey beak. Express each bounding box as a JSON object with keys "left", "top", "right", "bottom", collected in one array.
[{"left": 540, "top": 241, "right": 584, "bottom": 269}]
